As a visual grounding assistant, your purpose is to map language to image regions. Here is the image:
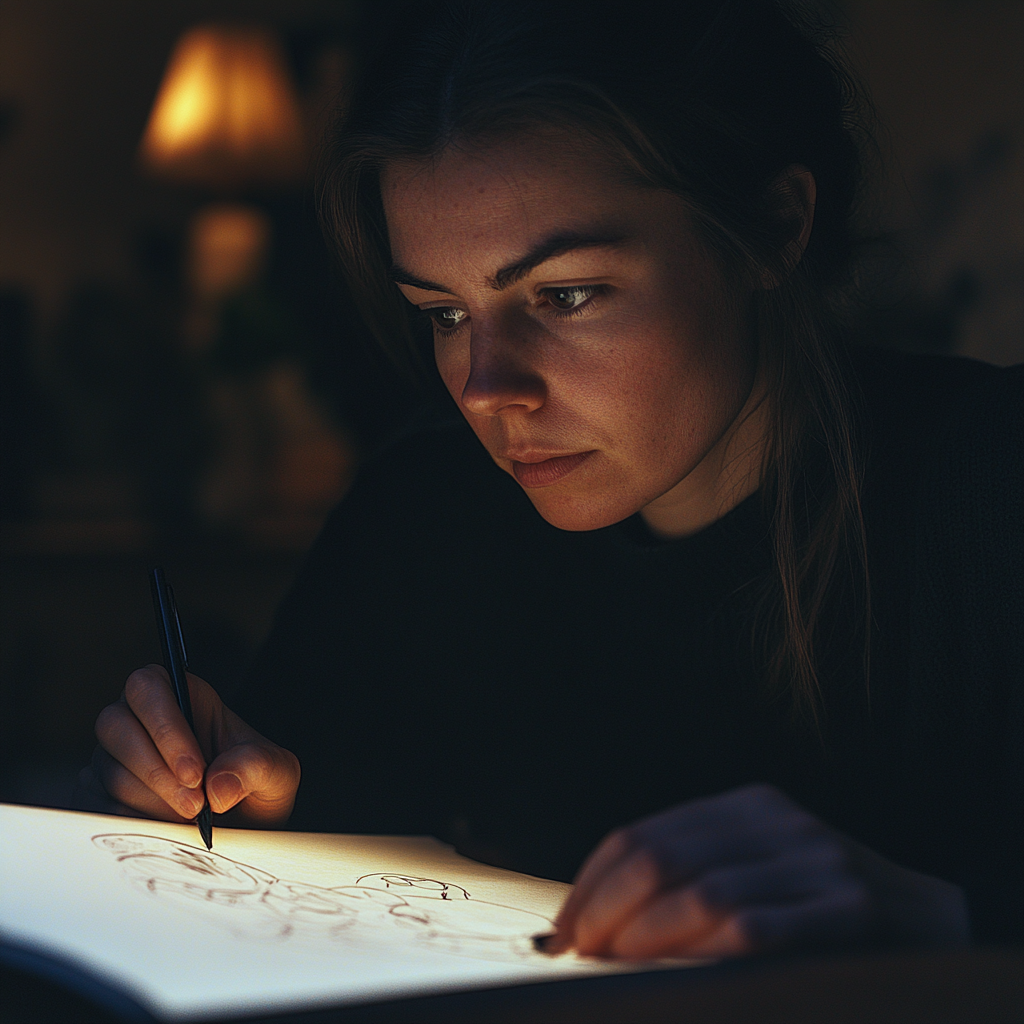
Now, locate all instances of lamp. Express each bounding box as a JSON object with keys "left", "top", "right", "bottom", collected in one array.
[
  {"left": 140, "top": 25, "right": 305, "bottom": 188},
  {"left": 141, "top": 25, "right": 306, "bottom": 306}
]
